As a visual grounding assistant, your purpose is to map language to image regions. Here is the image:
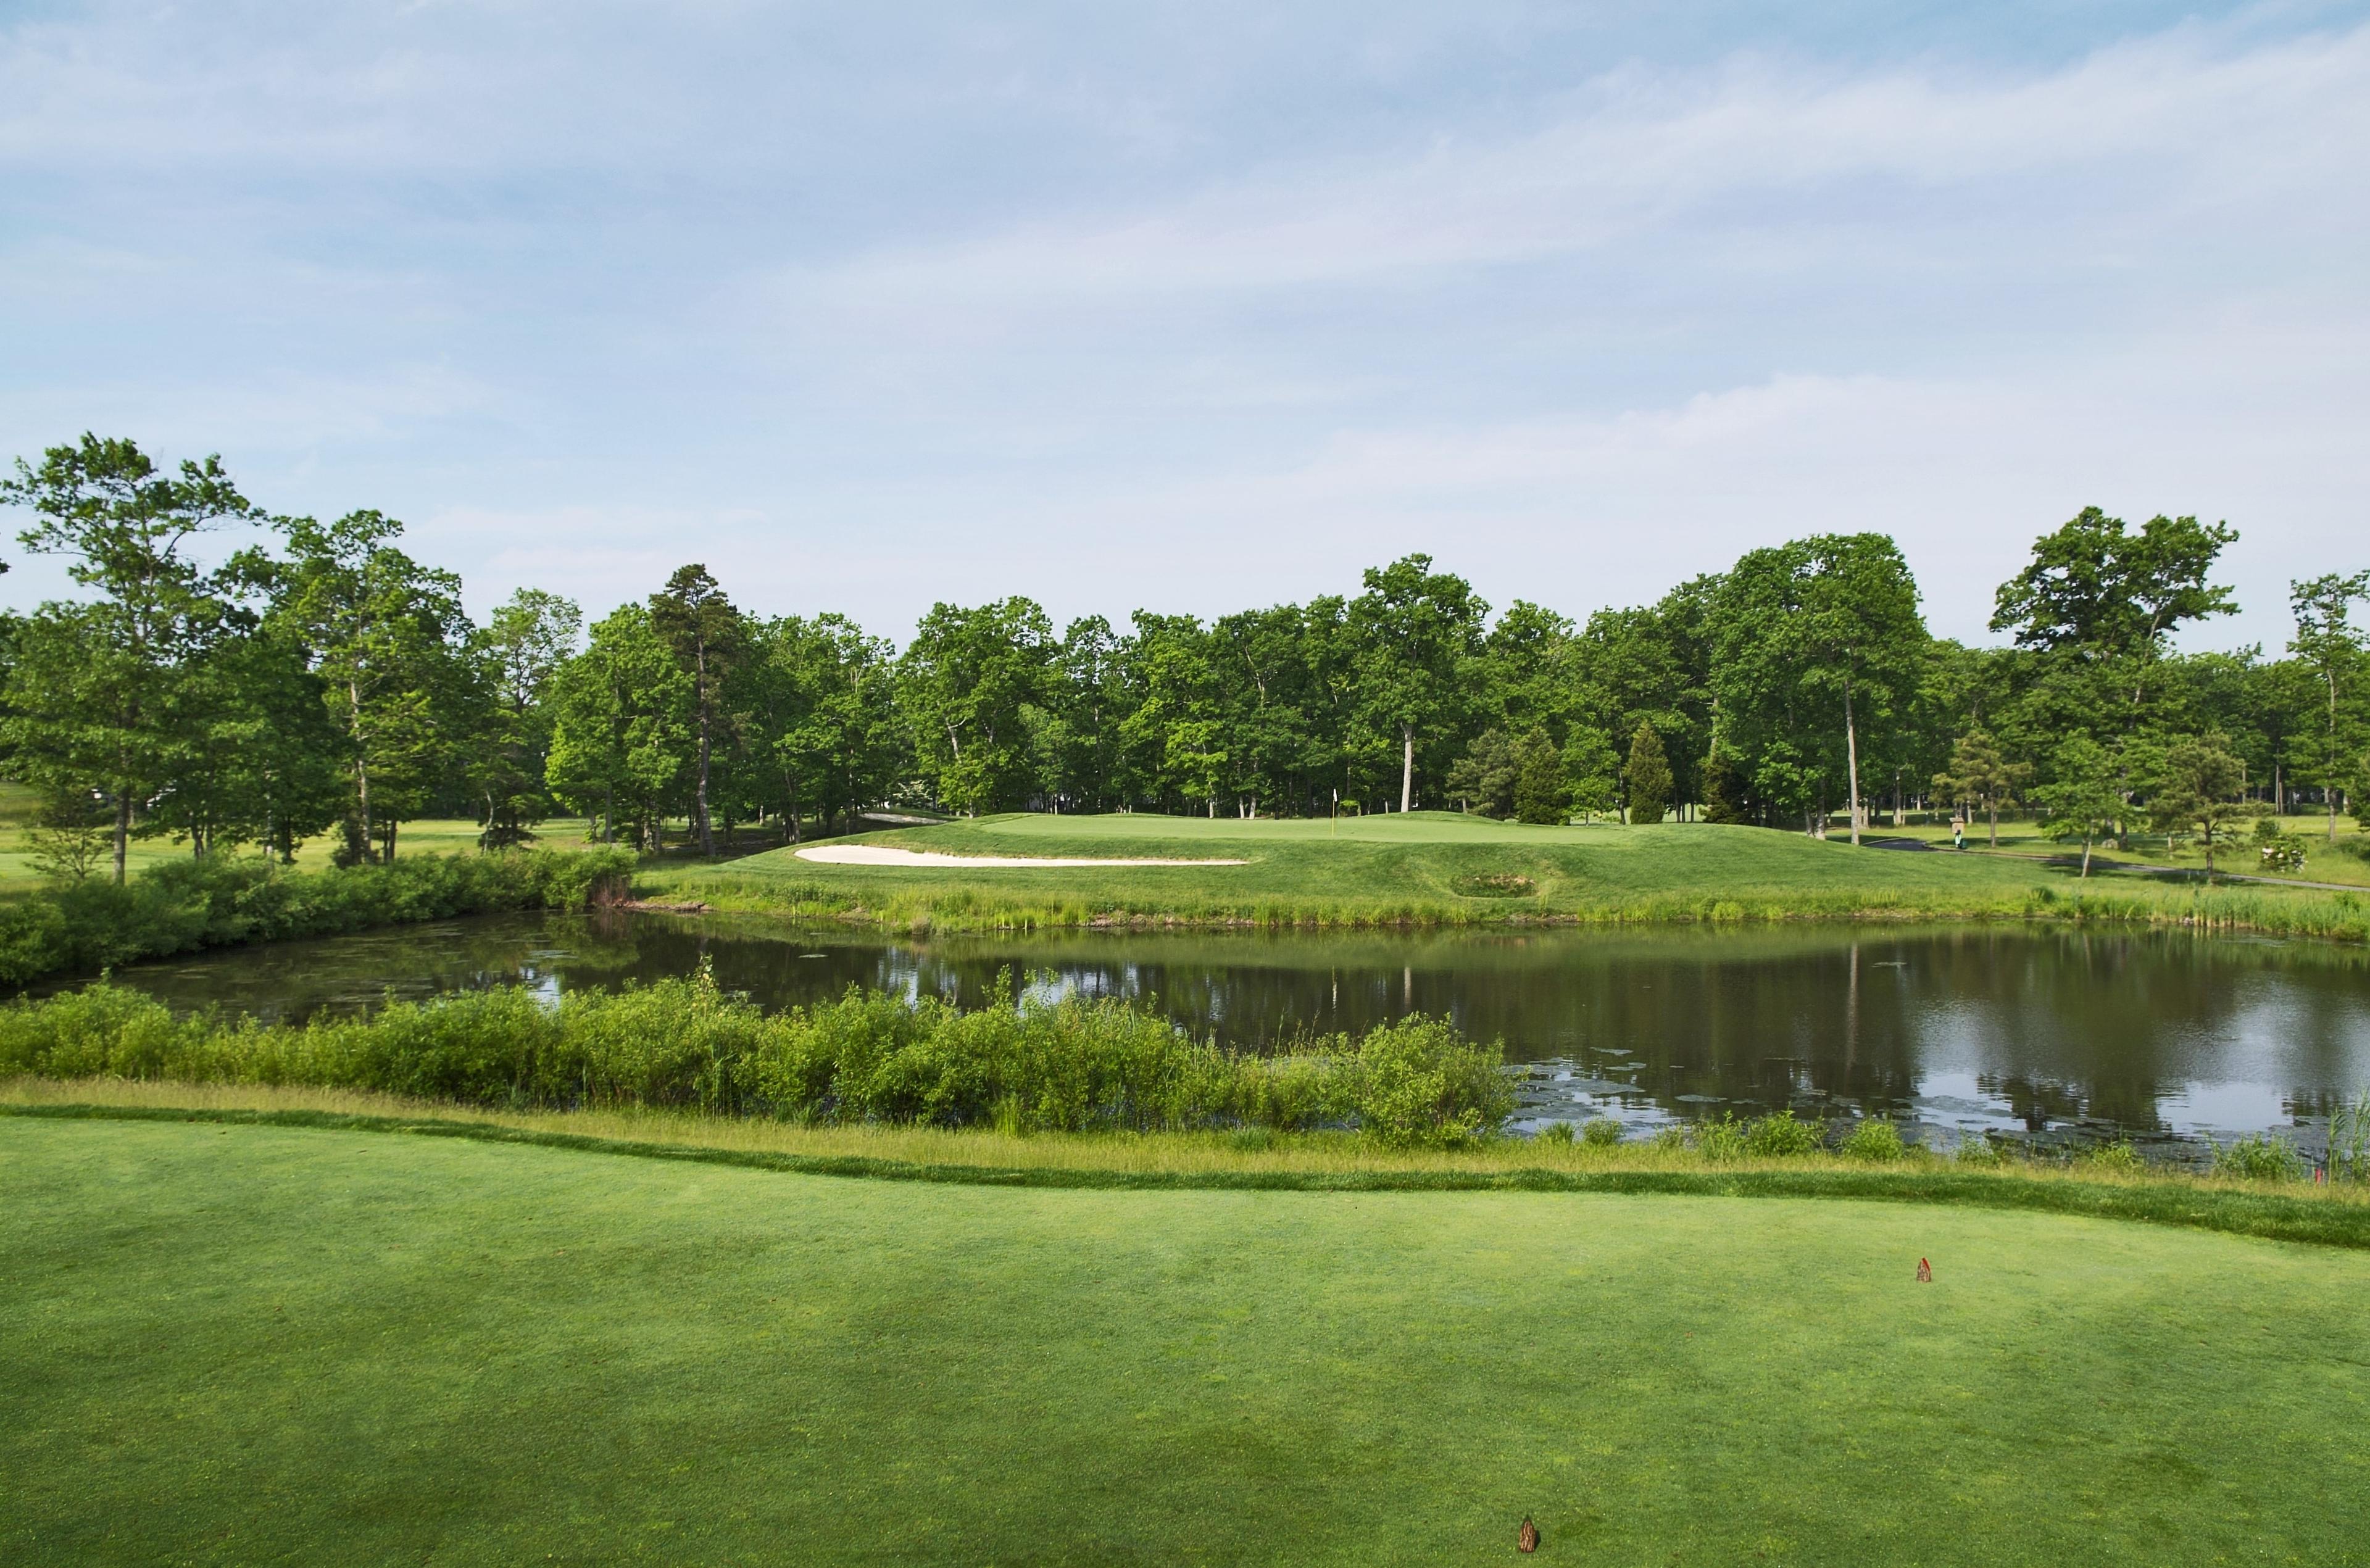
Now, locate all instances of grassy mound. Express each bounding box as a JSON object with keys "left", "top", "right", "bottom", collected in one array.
[
  {"left": 6, "top": 1114, "right": 2368, "bottom": 1566},
  {"left": 648, "top": 811, "right": 2370, "bottom": 939}
]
